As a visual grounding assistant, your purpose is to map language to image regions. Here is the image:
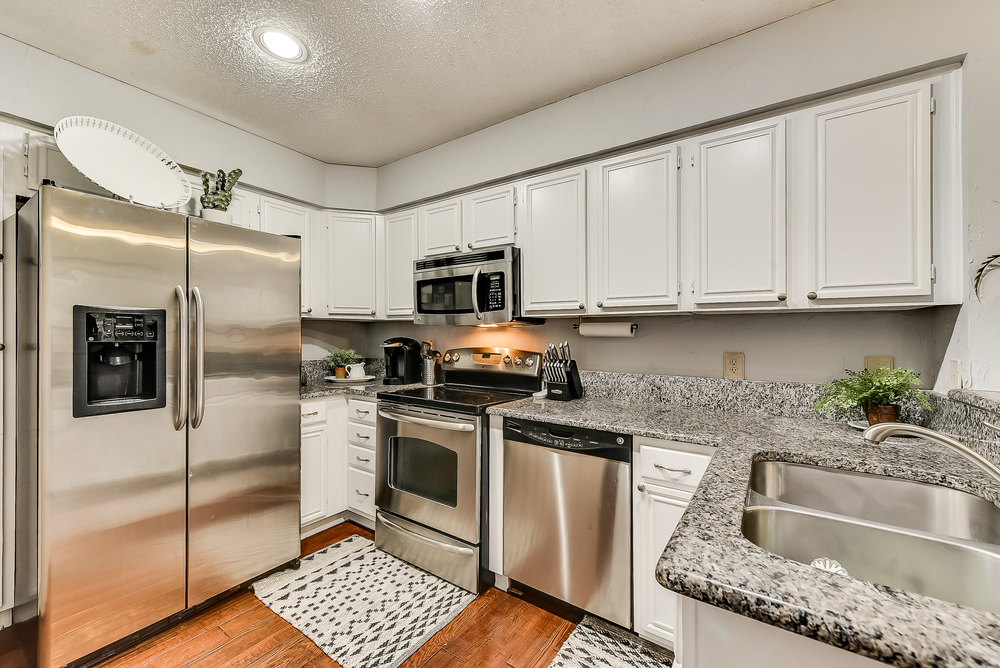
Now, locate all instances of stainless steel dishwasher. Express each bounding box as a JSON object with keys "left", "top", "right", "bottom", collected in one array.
[{"left": 503, "top": 417, "right": 632, "bottom": 627}]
